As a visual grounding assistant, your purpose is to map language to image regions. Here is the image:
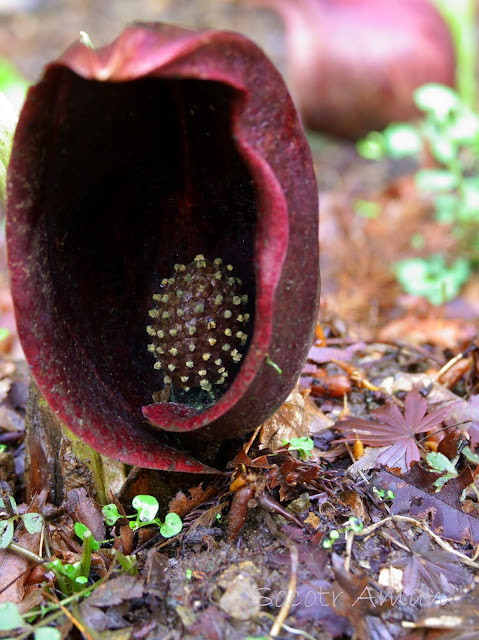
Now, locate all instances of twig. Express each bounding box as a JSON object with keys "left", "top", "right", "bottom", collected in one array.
[
  {"left": 44, "top": 591, "right": 94, "bottom": 640},
  {"left": 358, "top": 515, "right": 479, "bottom": 569},
  {"left": 344, "top": 529, "right": 354, "bottom": 572},
  {"left": 244, "top": 423, "right": 262, "bottom": 455},
  {"left": 269, "top": 543, "right": 298, "bottom": 639}
]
